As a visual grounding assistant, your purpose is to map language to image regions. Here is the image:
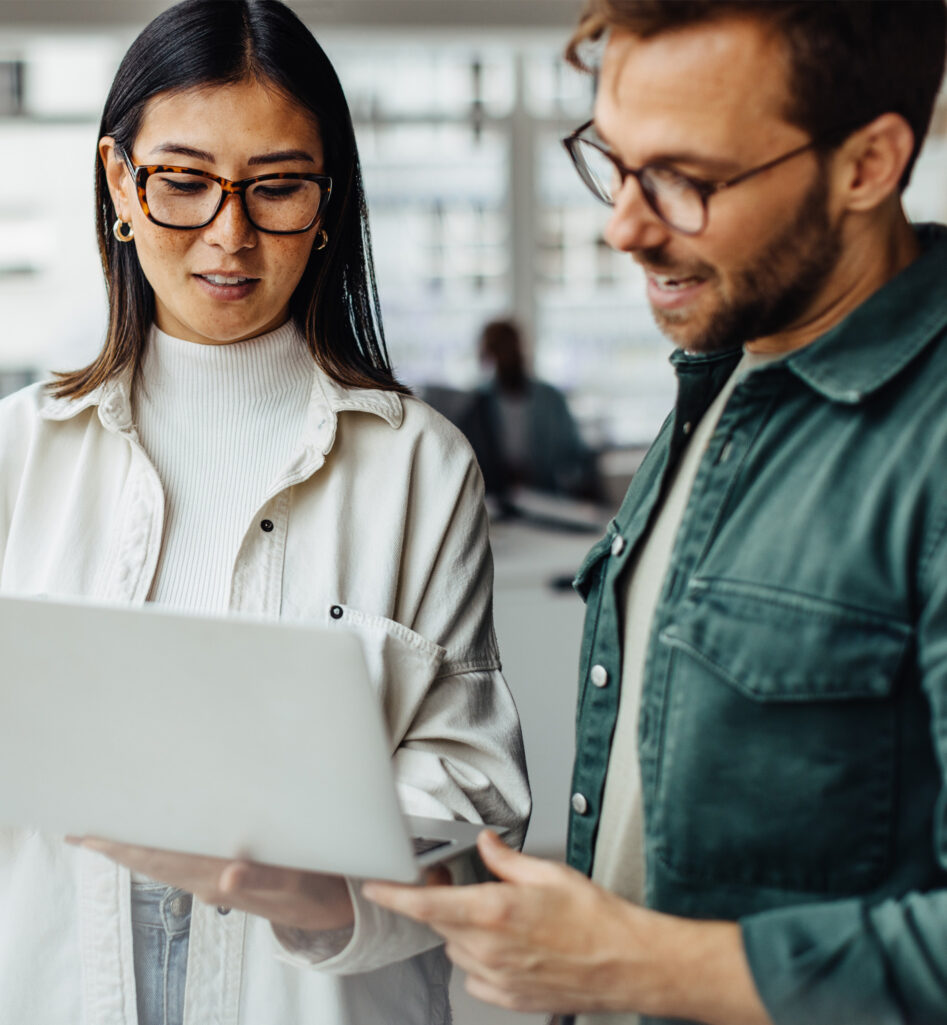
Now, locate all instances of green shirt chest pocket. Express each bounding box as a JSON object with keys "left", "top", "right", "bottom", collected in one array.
[{"left": 652, "top": 577, "right": 912, "bottom": 897}]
